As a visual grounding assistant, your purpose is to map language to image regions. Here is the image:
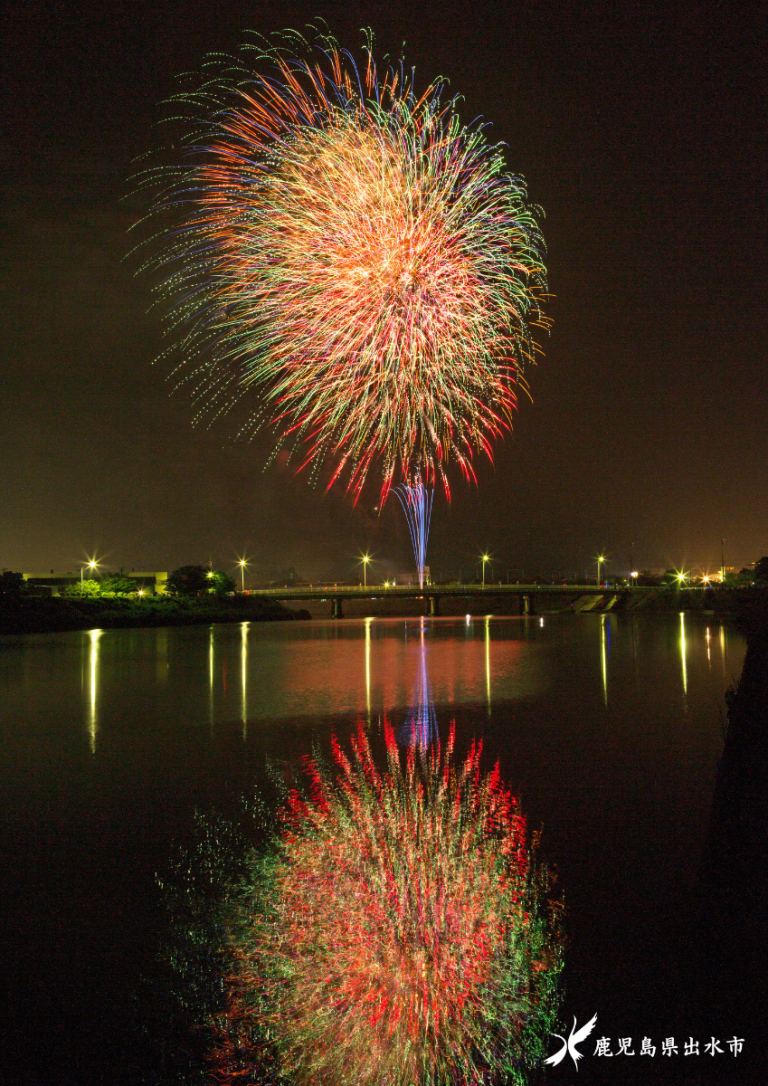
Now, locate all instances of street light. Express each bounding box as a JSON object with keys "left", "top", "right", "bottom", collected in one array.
[
  {"left": 80, "top": 558, "right": 98, "bottom": 586},
  {"left": 482, "top": 553, "right": 490, "bottom": 587},
  {"left": 630, "top": 570, "right": 639, "bottom": 587},
  {"left": 237, "top": 558, "right": 248, "bottom": 593},
  {"left": 361, "top": 554, "right": 371, "bottom": 588},
  {"left": 596, "top": 554, "right": 606, "bottom": 586}
]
